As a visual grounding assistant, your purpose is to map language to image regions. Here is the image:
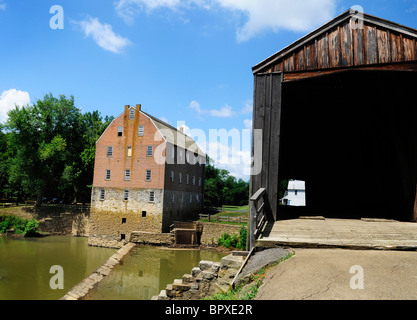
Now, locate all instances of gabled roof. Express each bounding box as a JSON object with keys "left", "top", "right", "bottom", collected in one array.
[
  {"left": 96, "top": 106, "right": 205, "bottom": 157},
  {"left": 253, "top": 9, "right": 417, "bottom": 74},
  {"left": 141, "top": 110, "right": 205, "bottom": 156},
  {"left": 287, "top": 180, "right": 305, "bottom": 191}
]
